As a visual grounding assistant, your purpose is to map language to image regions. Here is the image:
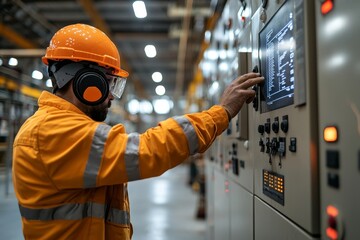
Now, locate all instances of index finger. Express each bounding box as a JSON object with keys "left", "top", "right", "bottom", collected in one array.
[
  {"left": 234, "top": 72, "right": 261, "bottom": 84},
  {"left": 240, "top": 76, "right": 264, "bottom": 89}
]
